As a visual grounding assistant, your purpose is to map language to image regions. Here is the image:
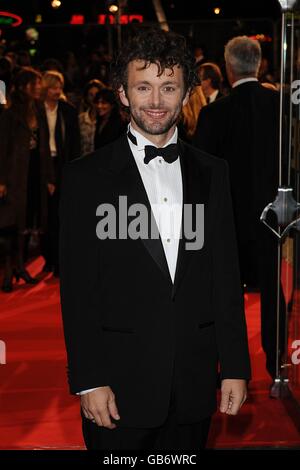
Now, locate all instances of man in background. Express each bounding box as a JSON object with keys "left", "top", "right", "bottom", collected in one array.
[{"left": 193, "top": 36, "right": 285, "bottom": 381}]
